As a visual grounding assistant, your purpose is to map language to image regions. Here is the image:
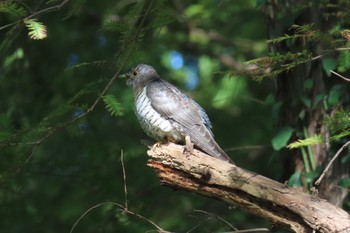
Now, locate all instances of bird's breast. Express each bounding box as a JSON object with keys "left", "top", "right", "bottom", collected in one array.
[{"left": 135, "top": 87, "right": 182, "bottom": 141}]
